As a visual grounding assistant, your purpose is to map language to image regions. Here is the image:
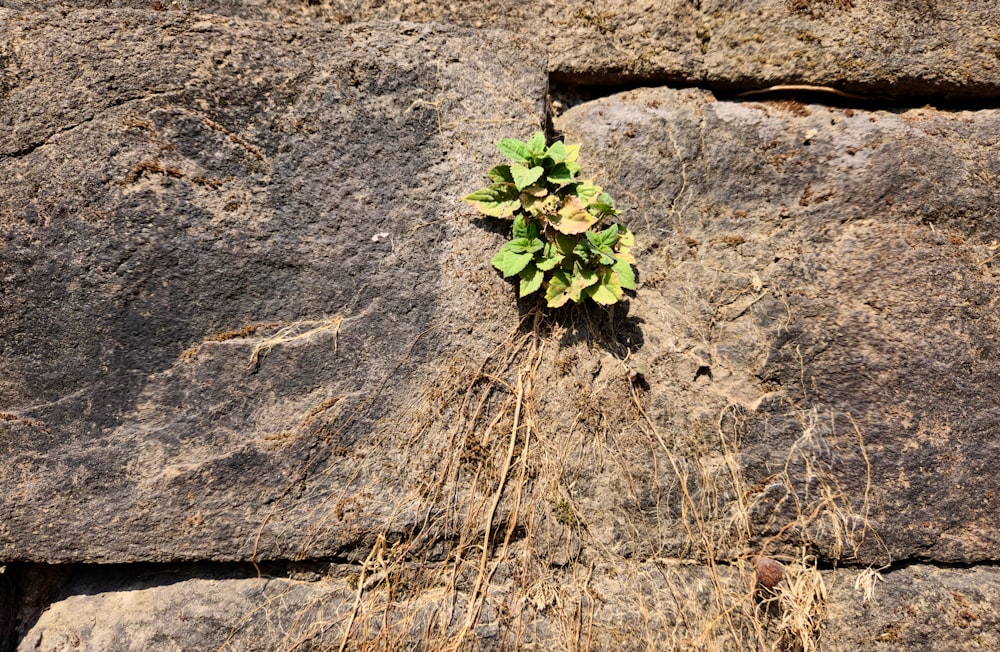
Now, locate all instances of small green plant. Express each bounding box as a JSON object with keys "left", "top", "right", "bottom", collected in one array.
[{"left": 463, "top": 132, "right": 636, "bottom": 307}]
